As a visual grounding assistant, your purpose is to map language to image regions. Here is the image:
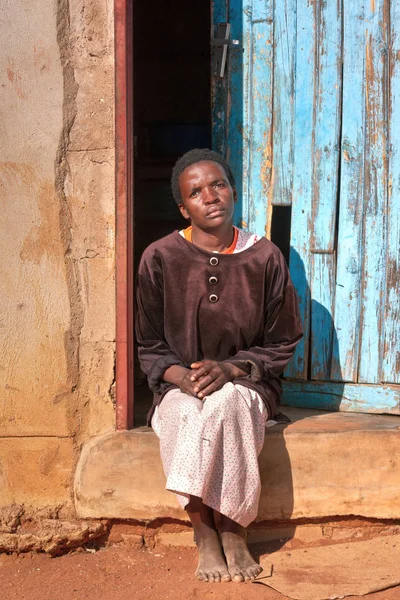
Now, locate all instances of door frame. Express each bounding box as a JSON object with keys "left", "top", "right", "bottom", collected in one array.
[{"left": 115, "top": 0, "right": 134, "bottom": 429}]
